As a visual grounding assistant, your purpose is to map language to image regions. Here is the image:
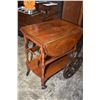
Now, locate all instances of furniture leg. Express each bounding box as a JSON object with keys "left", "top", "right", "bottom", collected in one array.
[
  {"left": 41, "top": 68, "right": 47, "bottom": 89},
  {"left": 40, "top": 47, "right": 47, "bottom": 89},
  {"left": 26, "top": 69, "right": 30, "bottom": 76}
]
